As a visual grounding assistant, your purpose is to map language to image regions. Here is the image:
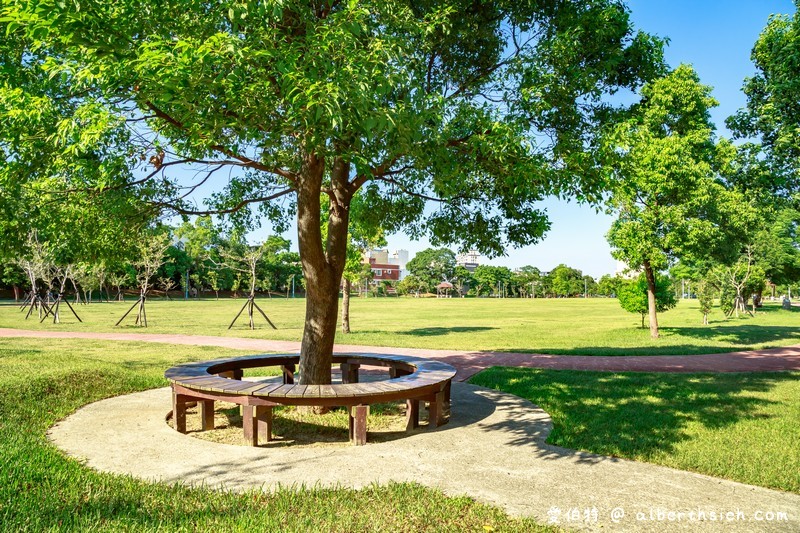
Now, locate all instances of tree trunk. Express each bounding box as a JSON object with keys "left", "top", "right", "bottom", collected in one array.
[
  {"left": 12, "top": 285, "right": 20, "bottom": 302},
  {"left": 342, "top": 278, "right": 351, "bottom": 334},
  {"left": 643, "top": 259, "right": 659, "bottom": 338},
  {"left": 296, "top": 152, "right": 351, "bottom": 386}
]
